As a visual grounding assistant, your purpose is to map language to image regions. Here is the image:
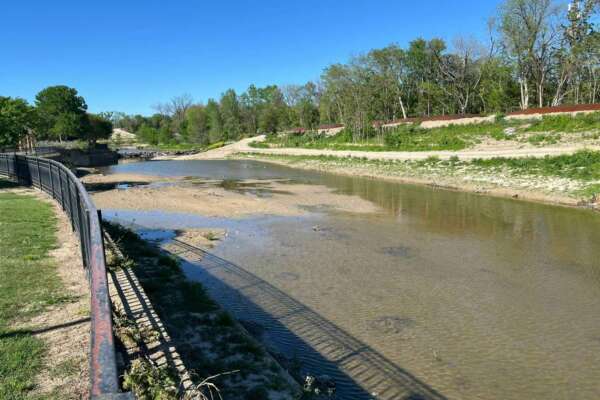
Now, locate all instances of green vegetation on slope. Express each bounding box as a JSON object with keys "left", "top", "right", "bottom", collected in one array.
[
  {"left": 238, "top": 150, "right": 600, "bottom": 201},
  {"left": 252, "top": 112, "right": 600, "bottom": 152},
  {"left": 524, "top": 112, "right": 600, "bottom": 133},
  {"left": 253, "top": 121, "right": 513, "bottom": 152},
  {"left": 471, "top": 150, "right": 600, "bottom": 181},
  {"left": 0, "top": 184, "right": 68, "bottom": 399}
]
